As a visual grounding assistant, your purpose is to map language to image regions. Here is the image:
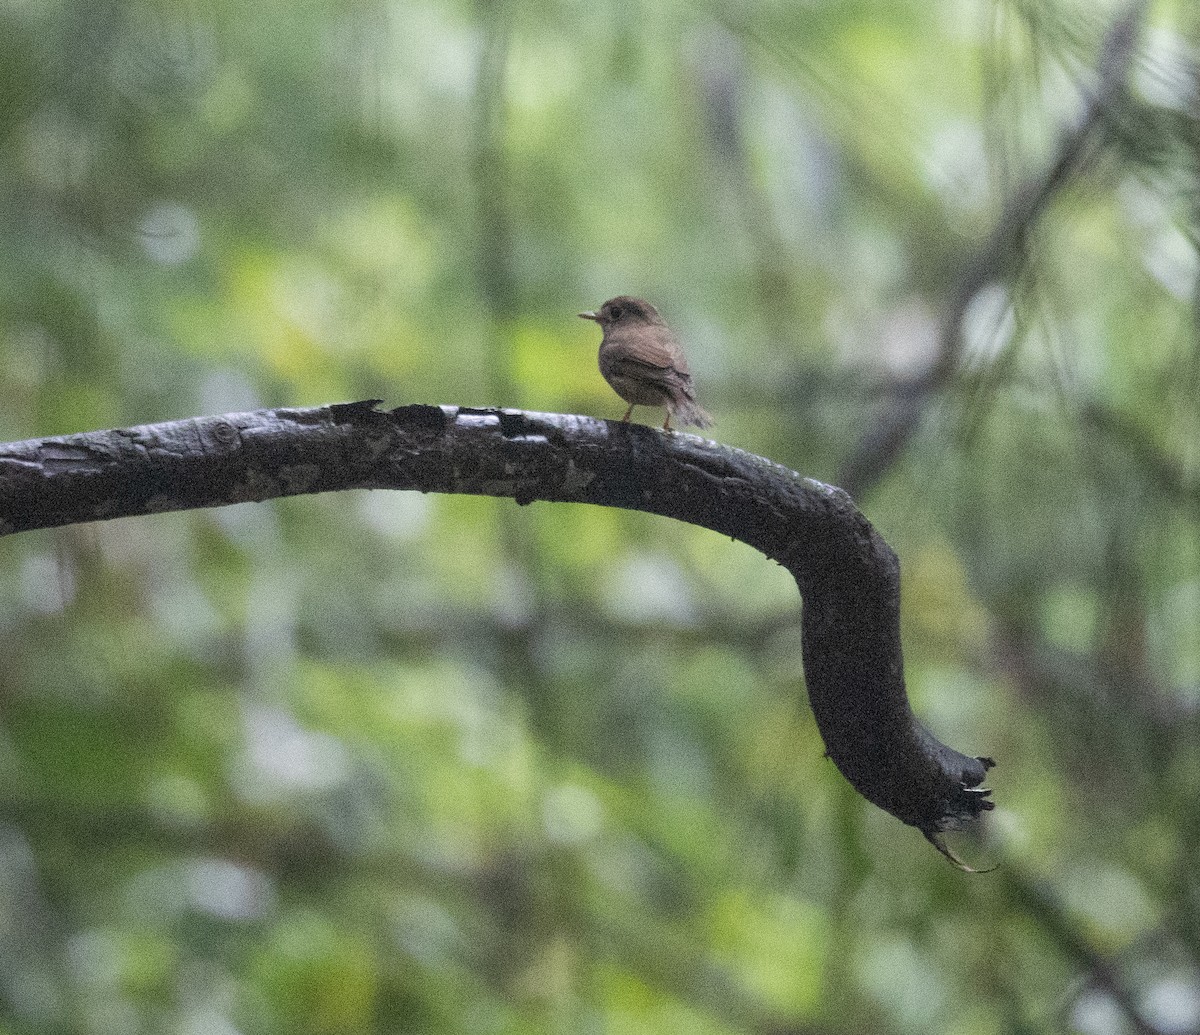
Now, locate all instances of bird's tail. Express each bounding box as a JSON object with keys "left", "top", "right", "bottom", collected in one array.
[{"left": 672, "top": 399, "right": 714, "bottom": 429}]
